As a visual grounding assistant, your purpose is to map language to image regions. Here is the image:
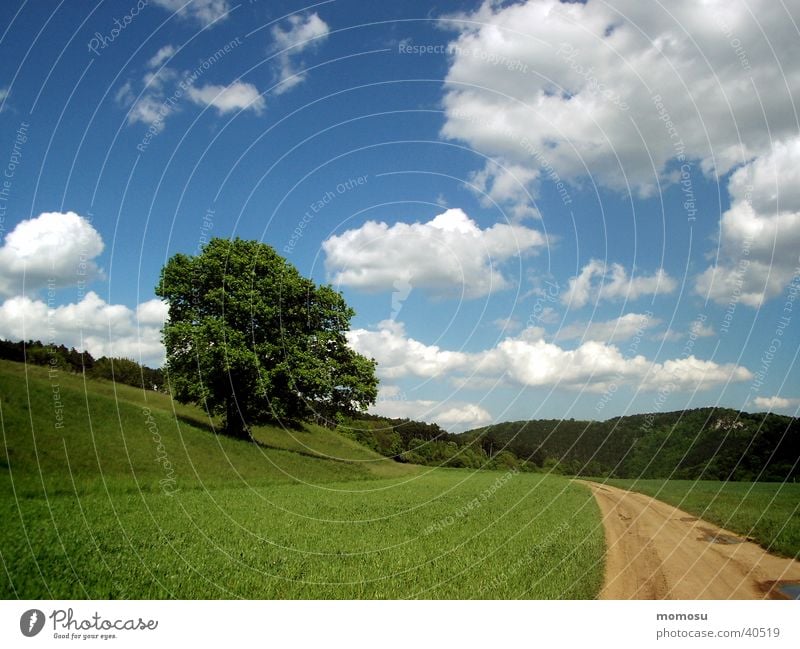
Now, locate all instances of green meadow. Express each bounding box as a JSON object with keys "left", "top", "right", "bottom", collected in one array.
[{"left": 0, "top": 360, "right": 604, "bottom": 598}]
